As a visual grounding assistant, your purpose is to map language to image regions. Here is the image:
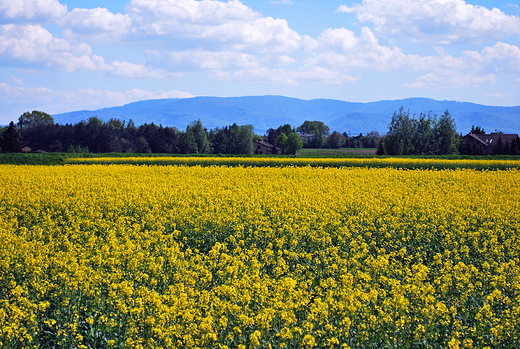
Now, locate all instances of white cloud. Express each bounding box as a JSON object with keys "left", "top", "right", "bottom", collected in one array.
[
  {"left": 464, "top": 42, "right": 520, "bottom": 73},
  {"left": 125, "top": 0, "right": 301, "bottom": 53},
  {"left": 336, "top": 5, "right": 354, "bottom": 13},
  {"left": 110, "top": 60, "right": 172, "bottom": 78},
  {"left": 11, "top": 75, "right": 24, "bottom": 86},
  {"left": 402, "top": 71, "right": 496, "bottom": 89},
  {"left": 288, "top": 66, "right": 361, "bottom": 84},
  {"left": 0, "top": 82, "right": 194, "bottom": 123},
  {"left": 263, "top": 54, "right": 296, "bottom": 66},
  {"left": 0, "top": 24, "right": 172, "bottom": 78},
  {"left": 0, "top": 24, "right": 105, "bottom": 71},
  {"left": 212, "top": 65, "right": 359, "bottom": 86},
  {"left": 338, "top": 0, "right": 520, "bottom": 44},
  {"left": 59, "top": 8, "right": 131, "bottom": 43},
  {"left": 148, "top": 49, "right": 260, "bottom": 71},
  {"left": 0, "top": 0, "right": 67, "bottom": 24},
  {"left": 304, "top": 27, "right": 463, "bottom": 72},
  {"left": 270, "top": 0, "right": 293, "bottom": 4}
]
